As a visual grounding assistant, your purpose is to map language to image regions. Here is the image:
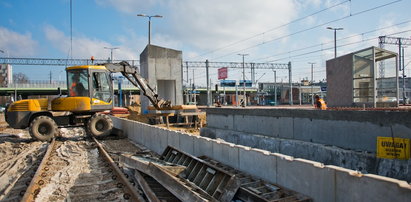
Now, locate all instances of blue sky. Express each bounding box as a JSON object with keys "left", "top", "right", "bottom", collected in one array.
[{"left": 1, "top": 0, "right": 411, "bottom": 86}]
